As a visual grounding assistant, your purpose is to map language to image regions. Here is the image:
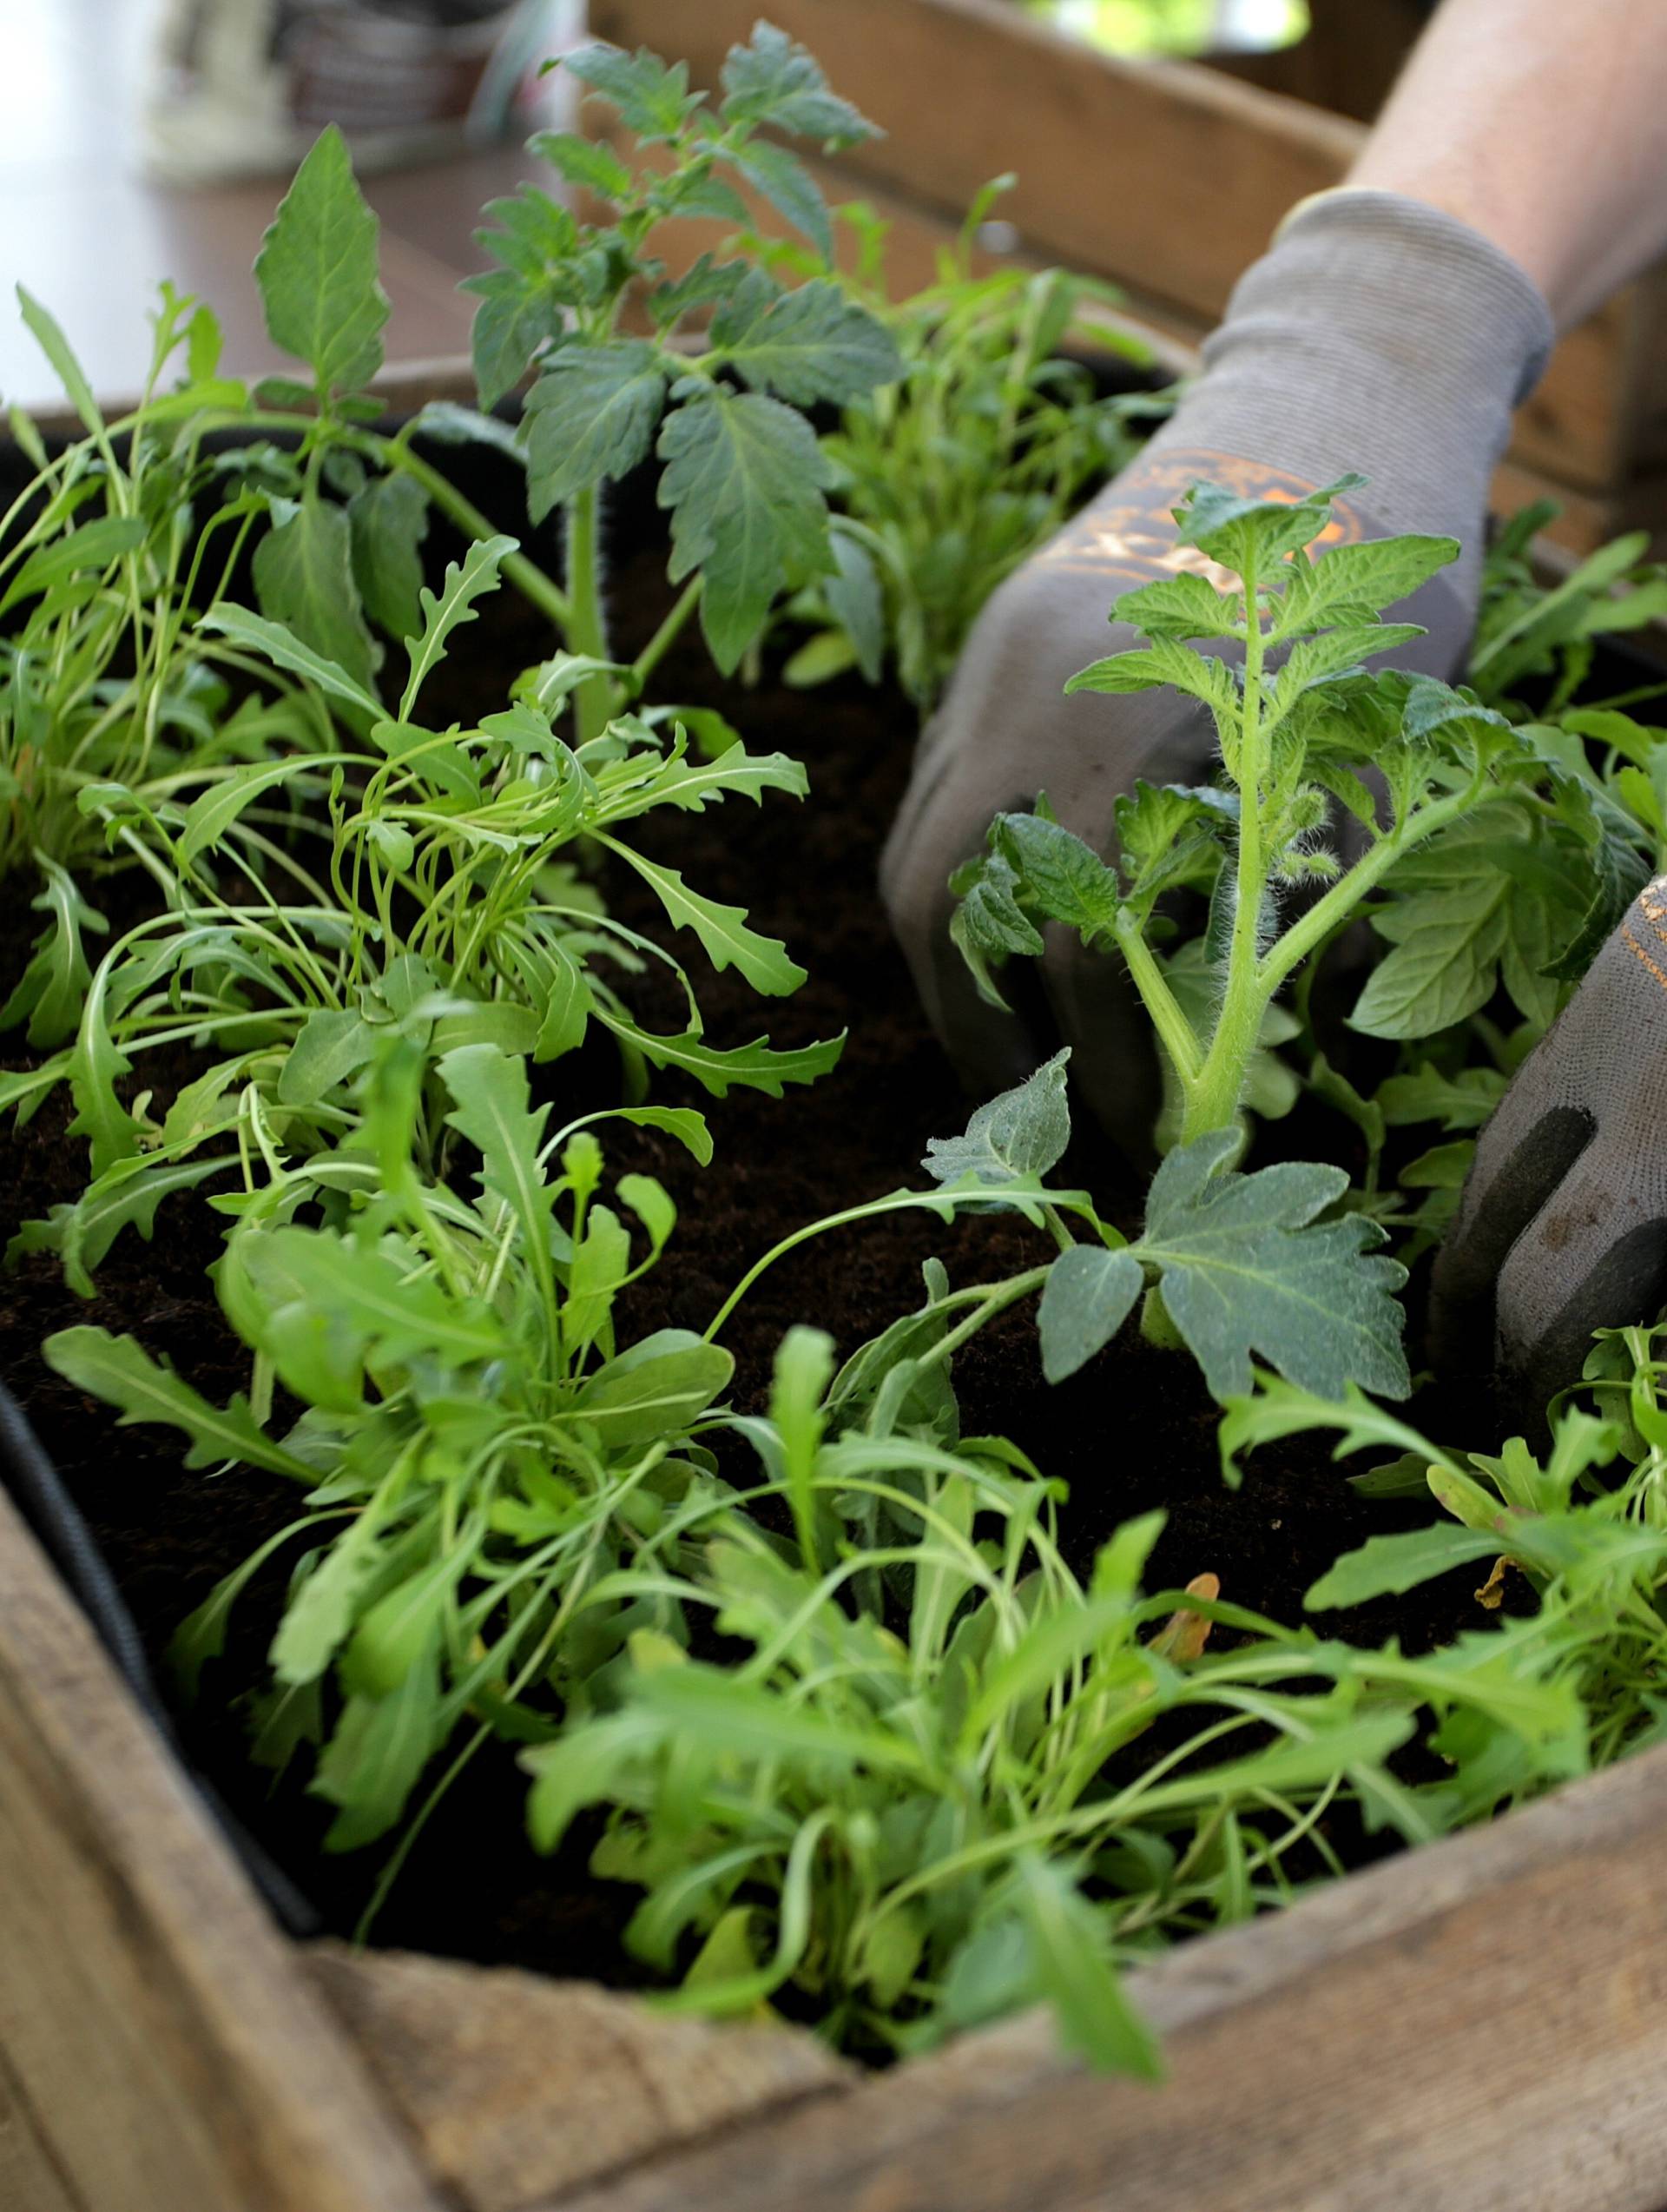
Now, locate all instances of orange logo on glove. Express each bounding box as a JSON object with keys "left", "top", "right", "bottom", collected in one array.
[{"left": 1038, "top": 449, "right": 1368, "bottom": 594}]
